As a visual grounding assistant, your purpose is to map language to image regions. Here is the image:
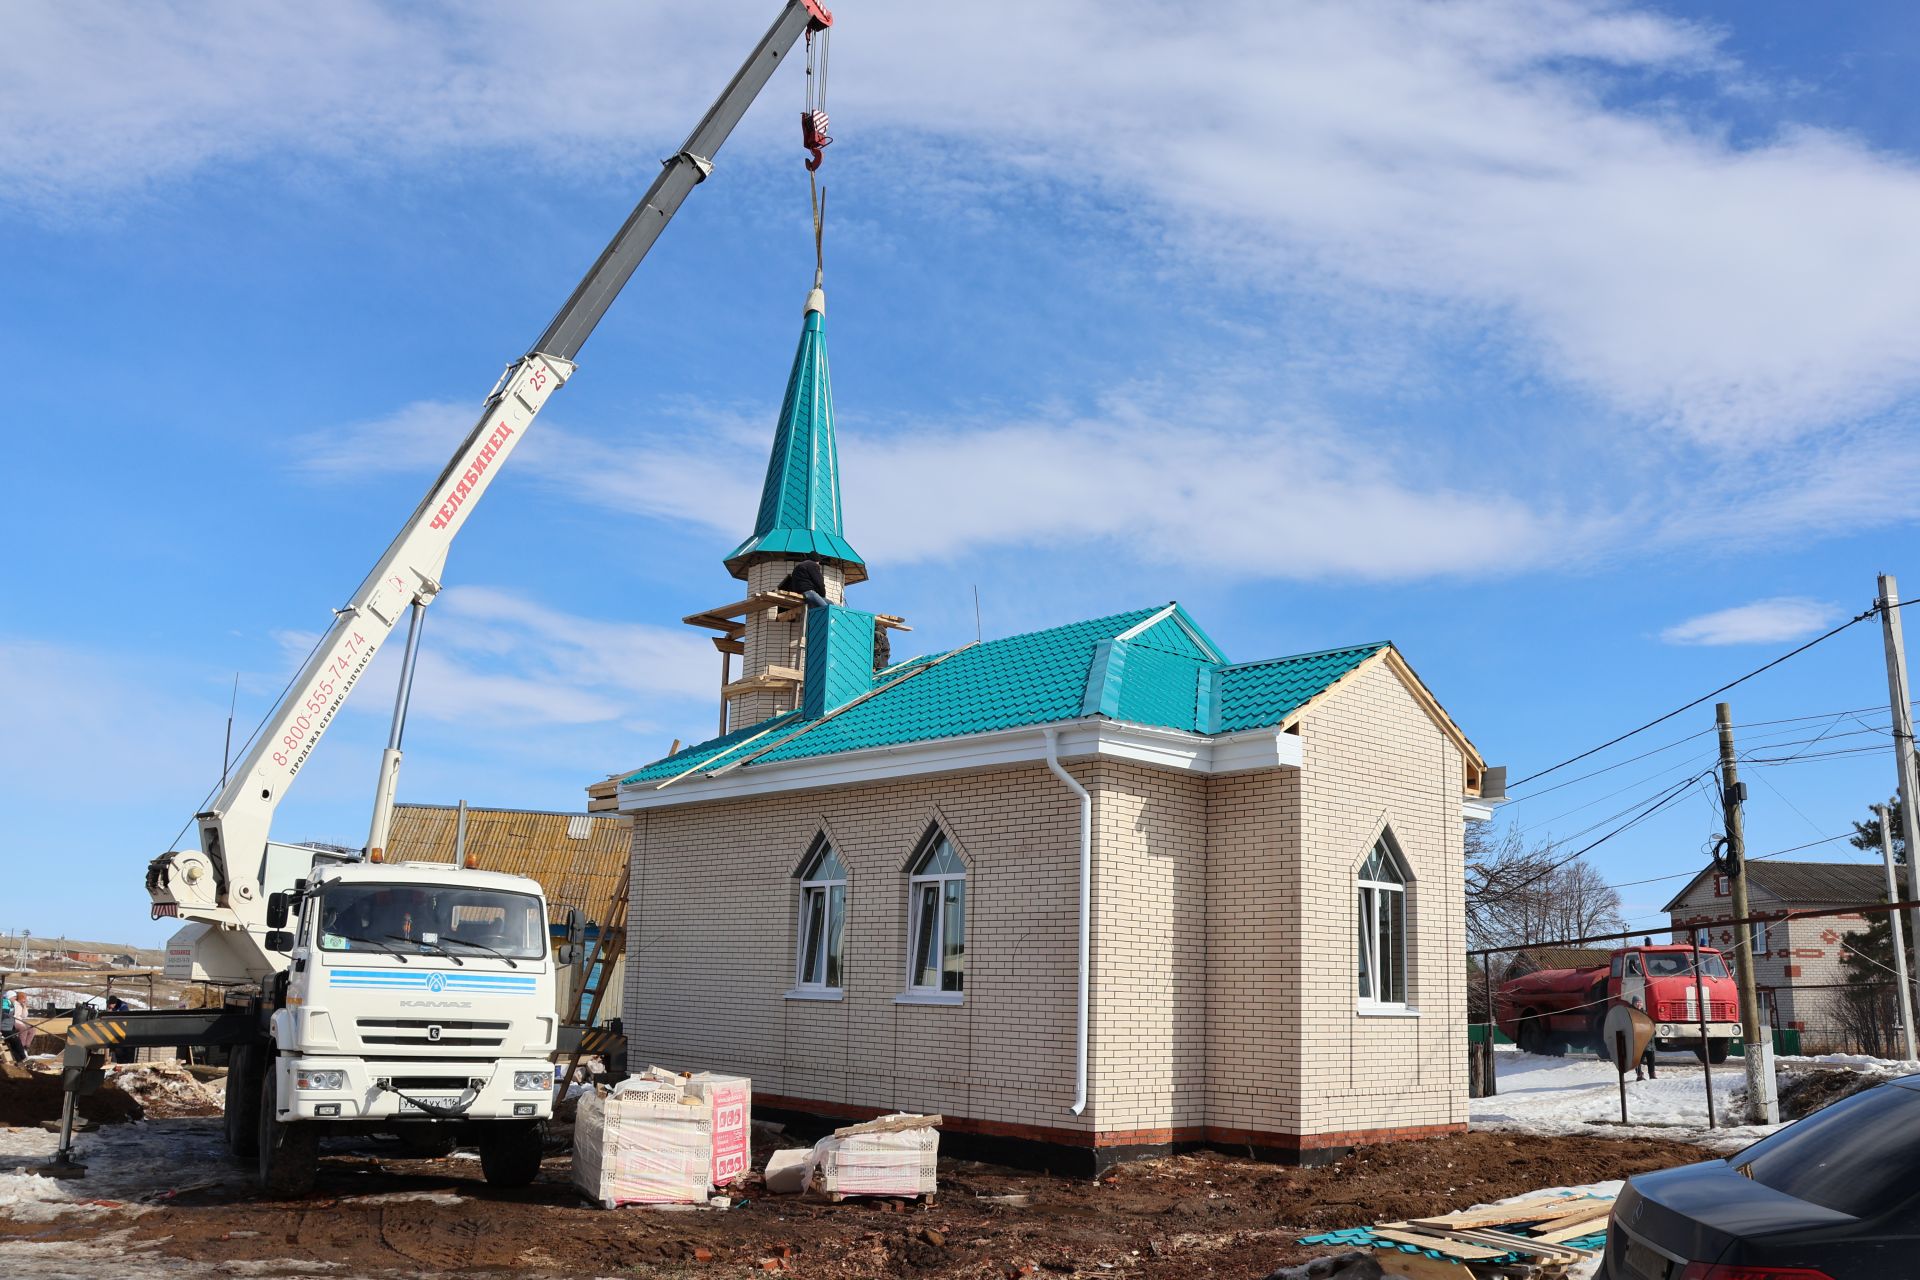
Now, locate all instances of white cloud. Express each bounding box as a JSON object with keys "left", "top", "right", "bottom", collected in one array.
[
  {"left": 364, "top": 385, "right": 1576, "bottom": 581},
  {"left": 16, "top": 1, "right": 1920, "bottom": 448},
  {"left": 253, "top": 589, "right": 713, "bottom": 731},
  {"left": 1660, "top": 597, "right": 1838, "bottom": 646},
  {"left": 294, "top": 400, "right": 472, "bottom": 477}
]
